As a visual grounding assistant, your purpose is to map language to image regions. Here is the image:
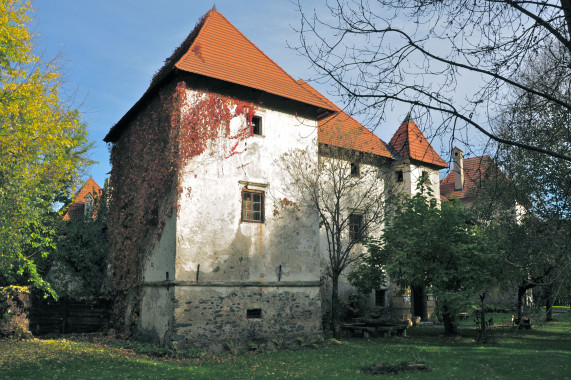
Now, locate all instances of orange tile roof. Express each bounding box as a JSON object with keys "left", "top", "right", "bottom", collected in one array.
[
  {"left": 388, "top": 115, "right": 448, "bottom": 168},
  {"left": 174, "top": 10, "right": 334, "bottom": 111},
  {"left": 62, "top": 178, "right": 102, "bottom": 221},
  {"left": 105, "top": 9, "right": 334, "bottom": 143},
  {"left": 440, "top": 155, "right": 503, "bottom": 201},
  {"left": 297, "top": 80, "right": 393, "bottom": 159}
]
